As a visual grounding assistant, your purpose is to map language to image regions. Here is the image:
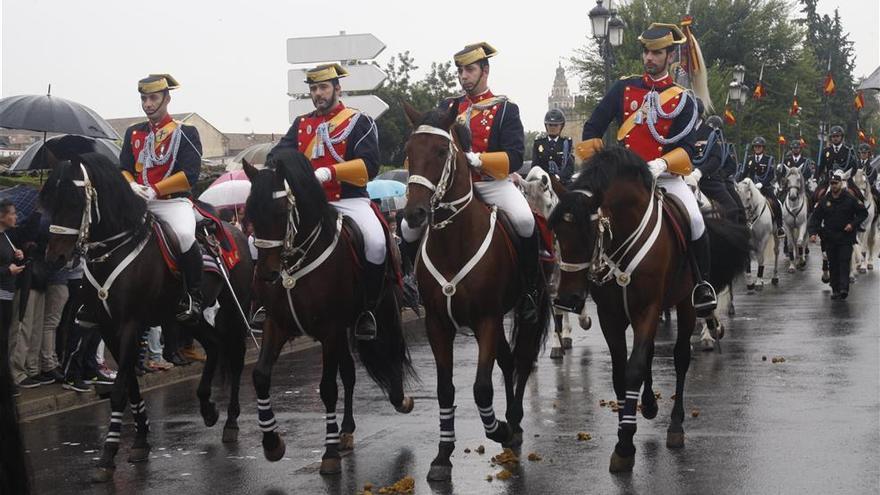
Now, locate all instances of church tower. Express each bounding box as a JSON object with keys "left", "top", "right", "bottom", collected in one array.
[{"left": 548, "top": 63, "right": 575, "bottom": 113}]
